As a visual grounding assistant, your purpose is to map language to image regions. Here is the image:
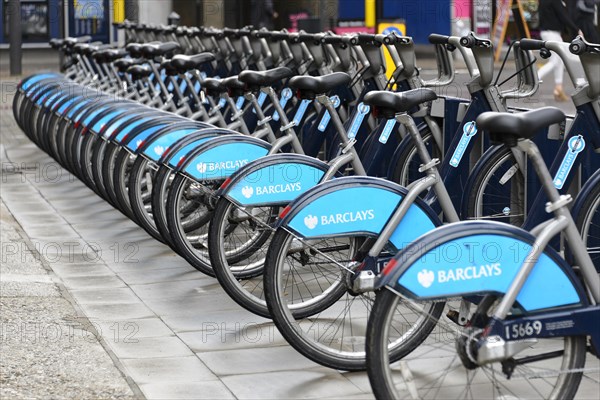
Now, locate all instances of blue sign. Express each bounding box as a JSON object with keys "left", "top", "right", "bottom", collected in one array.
[
  {"left": 378, "top": 119, "right": 397, "bottom": 144},
  {"left": 317, "top": 95, "right": 341, "bottom": 132},
  {"left": 235, "top": 97, "right": 245, "bottom": 110},
  {"left": 449, "top": 121, "right": 477, "bottom": 168},
  {"left": 553, "top": 135, "right": 586, "bottom": 189},
  {"left": 292, "top": 99, "right": 312, "bottom": 126},
  {"left": 252, "top": 91, "right": 268, "bottom": 114},
  {"left": 273, "top": 88, "right": 293, "bottom": 121},
  {"left": 348, "top": 103, "right": 370, "bottom": 139}
]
